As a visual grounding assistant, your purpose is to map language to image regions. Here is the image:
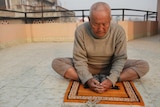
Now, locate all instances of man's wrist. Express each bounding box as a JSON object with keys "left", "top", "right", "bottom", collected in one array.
[{"left": 84, "top": 78, "right": 92, "bottom": 88}]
